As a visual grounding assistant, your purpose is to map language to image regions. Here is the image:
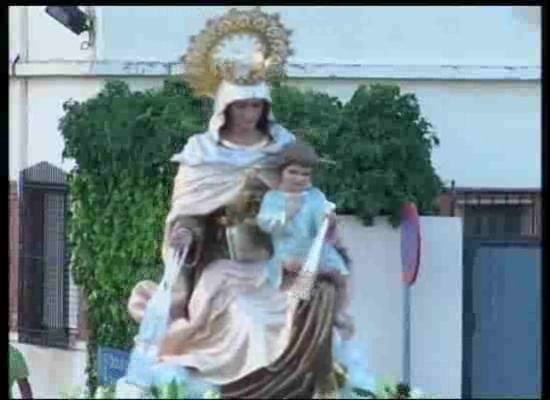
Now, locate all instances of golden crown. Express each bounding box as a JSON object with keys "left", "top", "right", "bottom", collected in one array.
[{"left": 181, "top": 7, "right": 294, "bottom": 98}]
